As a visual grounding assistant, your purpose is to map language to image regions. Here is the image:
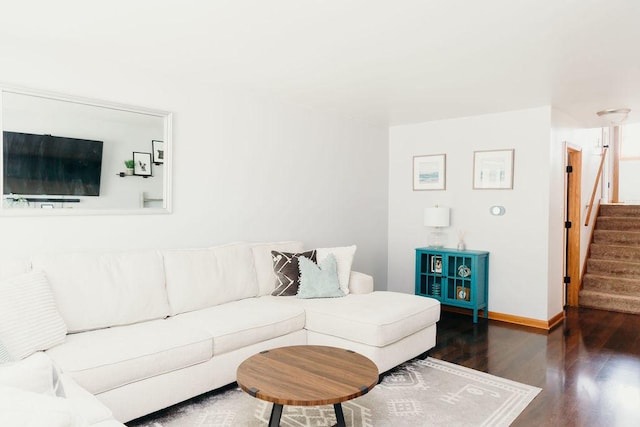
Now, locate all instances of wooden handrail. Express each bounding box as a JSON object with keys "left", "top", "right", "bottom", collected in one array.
[{"left": 584, "top": 147, "right": 608, "bottom": 226}]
